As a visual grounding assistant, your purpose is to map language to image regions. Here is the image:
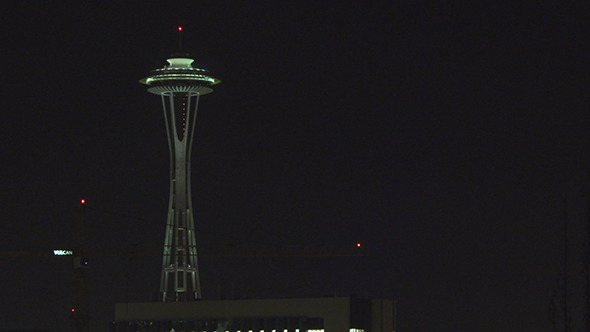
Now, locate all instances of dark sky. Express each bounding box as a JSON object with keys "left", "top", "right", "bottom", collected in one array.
[{"left": 0, "top": 2, "right": 587, "bottom": 331}]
